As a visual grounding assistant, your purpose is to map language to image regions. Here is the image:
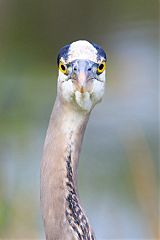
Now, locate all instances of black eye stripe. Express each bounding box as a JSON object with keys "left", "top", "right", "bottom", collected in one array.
[{"left": 57, "top": 44, "right": 70, "bottom": 66}]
